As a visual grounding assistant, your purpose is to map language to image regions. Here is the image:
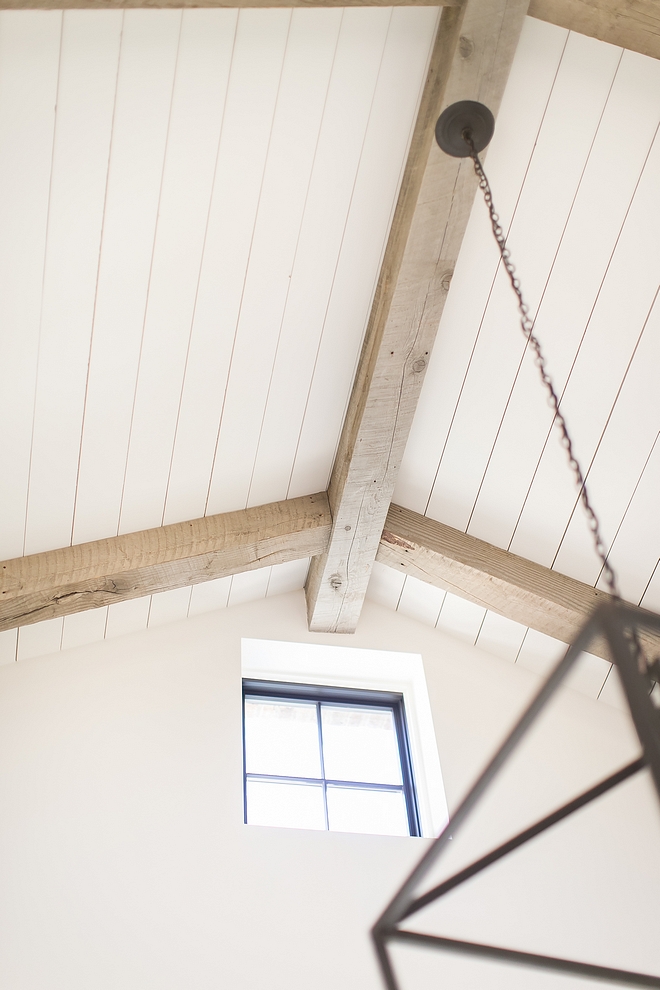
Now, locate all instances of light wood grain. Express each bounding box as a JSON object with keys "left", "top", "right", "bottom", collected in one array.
[
  {"left": 378, "top": 504, "right": 660, "bottom": 666},
  {"left": 0, "top": 0, "right": 460, "bottom": 7},
  {"left": 305, "top": 0, "right": 530, "bottom": 633},
  {"left": 529, "top": 0, "right": 660, "bottom": 60},
  {"left": 0, "top": 493, "right": 330, "bottom": 631}
]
